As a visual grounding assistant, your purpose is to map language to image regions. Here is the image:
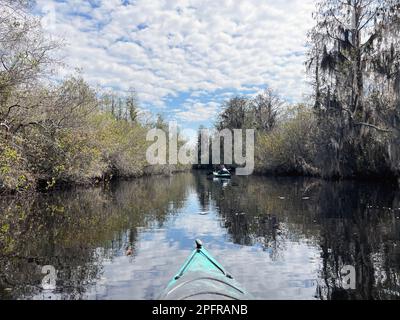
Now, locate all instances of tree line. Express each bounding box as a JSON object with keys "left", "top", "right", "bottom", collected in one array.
[
  {"left": 2, "top": 0, "right": 400, "bottom": 193},
  {"left": 0, "top": 0, "right": 184, "bottom": 194},
  {"left": 205, "top": 0, "right": 400, "bottom": 182}
]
